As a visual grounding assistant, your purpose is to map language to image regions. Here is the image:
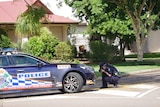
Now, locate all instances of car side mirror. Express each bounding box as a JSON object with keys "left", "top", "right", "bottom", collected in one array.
[{"left": 37, "top": 62, "right": 43, "bottom": 68}]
